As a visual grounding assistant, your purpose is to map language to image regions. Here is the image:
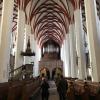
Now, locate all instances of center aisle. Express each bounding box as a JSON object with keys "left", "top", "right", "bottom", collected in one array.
[
  {"left": 48, "top": 81, "right": 59, "bottom": 100},
  {"left": 36, "top": 80, "right": 59, "bottom": 100}
]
